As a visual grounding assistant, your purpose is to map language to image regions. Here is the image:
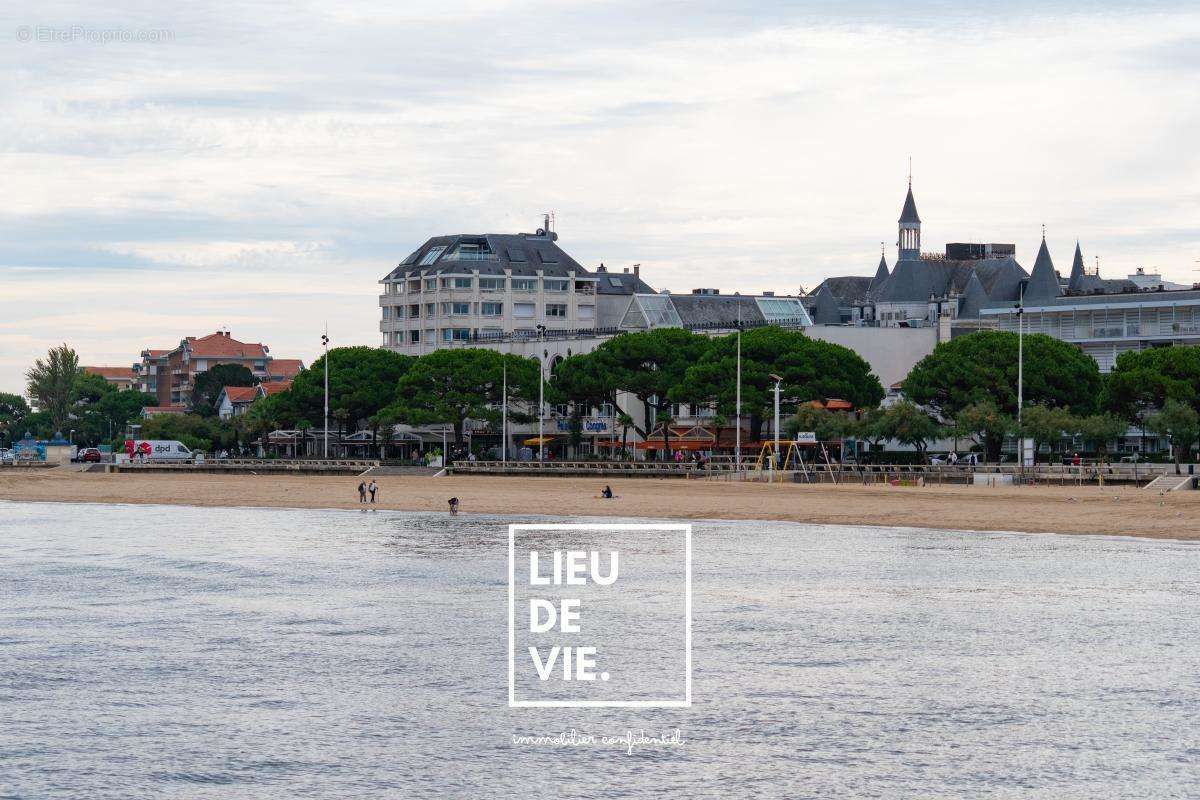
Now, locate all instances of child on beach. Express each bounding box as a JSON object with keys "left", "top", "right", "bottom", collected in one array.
[{"left": 448, "top": 497, "right": 459, "bottom": 515}]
